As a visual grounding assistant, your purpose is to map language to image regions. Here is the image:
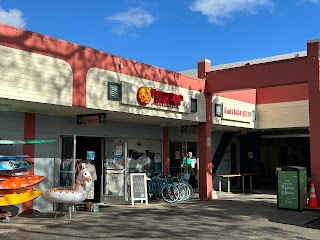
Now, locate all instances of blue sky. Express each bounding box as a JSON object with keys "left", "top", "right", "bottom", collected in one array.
[{"left": 1, "top": 0, "right": 320, "bottom": 72}]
